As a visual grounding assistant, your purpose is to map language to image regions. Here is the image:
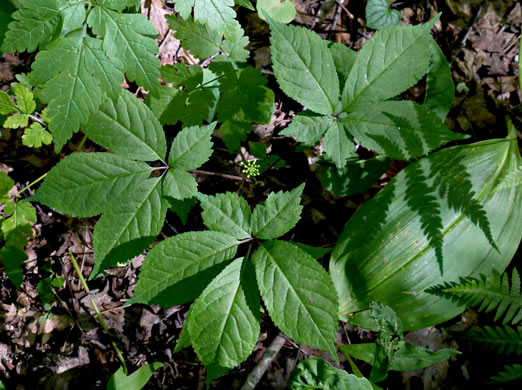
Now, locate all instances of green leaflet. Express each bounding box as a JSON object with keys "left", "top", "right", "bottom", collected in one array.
[
  {"left": 162, "top": 169, "right": 198, "bottom": 200},
  {"left": 83, "top": 90, "right": 166, "bottom": 162},
  {"left": 35, "top": 153, "right": 152, "bottom": 218},
  {"left": 257, "top": 0, "right": 296, "bottom": 24},
  {"left": 173, "top": 0, "right": 237, "bottom": 36},
  {"left": 107, "top": 362, "right": 164, "bottom": 390},
  {"left": 168, "top": 123, "right": 215, "bottom": 170},
  {"left": 0, "top": 2, "right": 14, "bottom": 55},
  {"left": 339, "top": 342, "right": 460, "bottom": 372},
  {"left": 342, "top": 101, "right": 467, "bottom": 161},
  {"left": 424, "top": 38, "right": 455, "bottom": 121},
  {"left": 2, "top": 200, "right": 36, "bottom": 249},
  {"left": 491, "top": 364, "right": 522, "bottom": 383},
  {"left": 59, "top": 0, "right": 86, "bottom": 33},
  {"left": 328, "top": 42, "right": 357, "bottom": 86},
  {"left": 288, "top": 358, "right": 373, "bottom": 390},
  {"left": 268, "top": 17, "right": 340, "bottom": 115},
  {"left": 462, "top": 326, "right": 522, "bottom": 355},
  {"left": 130, "top": 231, "right": 239, "bottom": 306},
  {"left": 167, "top": 15, "right": 249, "bottom": 62},
  {"left": 1, "top": 0, "right": 61, "bottom": 53},
  {"left": 0, "top": 91, "right": 17, "bottom": 115},
  {"left": 87, "top": 5, "right": 161, "bottom": 97},
  {"left": 3, "top": 113, "right": 28, "bottom": 129},
  {"left": 11, "top": 84, "right": 35, "bottom": 115},
  {"left": 330, "top": 134, "right": 522, "bottom": 330},
  {"left": 0, "top": 246, "right": 26, "bottom": 288},
  {"left": 97, "top": 0, "right": 141, "bottom": 12},
  {"left": 0, "top": 172, "right": 14, "bottom": 203},
  {"left": 250, "top": 184, "right": 304, "bottom": 240},
  {"left": 197, "top": 192, "right": 251, "bottom": 240},
  {"left": 174, "top": 305, "right": 193, "bottom": 353},
  {"left": 90, "top": 178, "right": 167, "bottom": 278},
  {"left": 252, "top": 240, "right": 339, "bottom": 361},
  {"left": 342, "top": 18, "right": 437, "bottom": 110},
  {"left": 323, "top": 121, "right": 357, "bottom": 169},
  {"left": 188, "top": 257, "right": 260, "bottom": 368},
  {"left": 365, "top": 0, "right": 400, "bottom": 30},
  {"left": 165, "top": 197, "right": 196, "bottom": 225},
  {"left": 29, "top": 32, "right": 122, "bottom": 151}
]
